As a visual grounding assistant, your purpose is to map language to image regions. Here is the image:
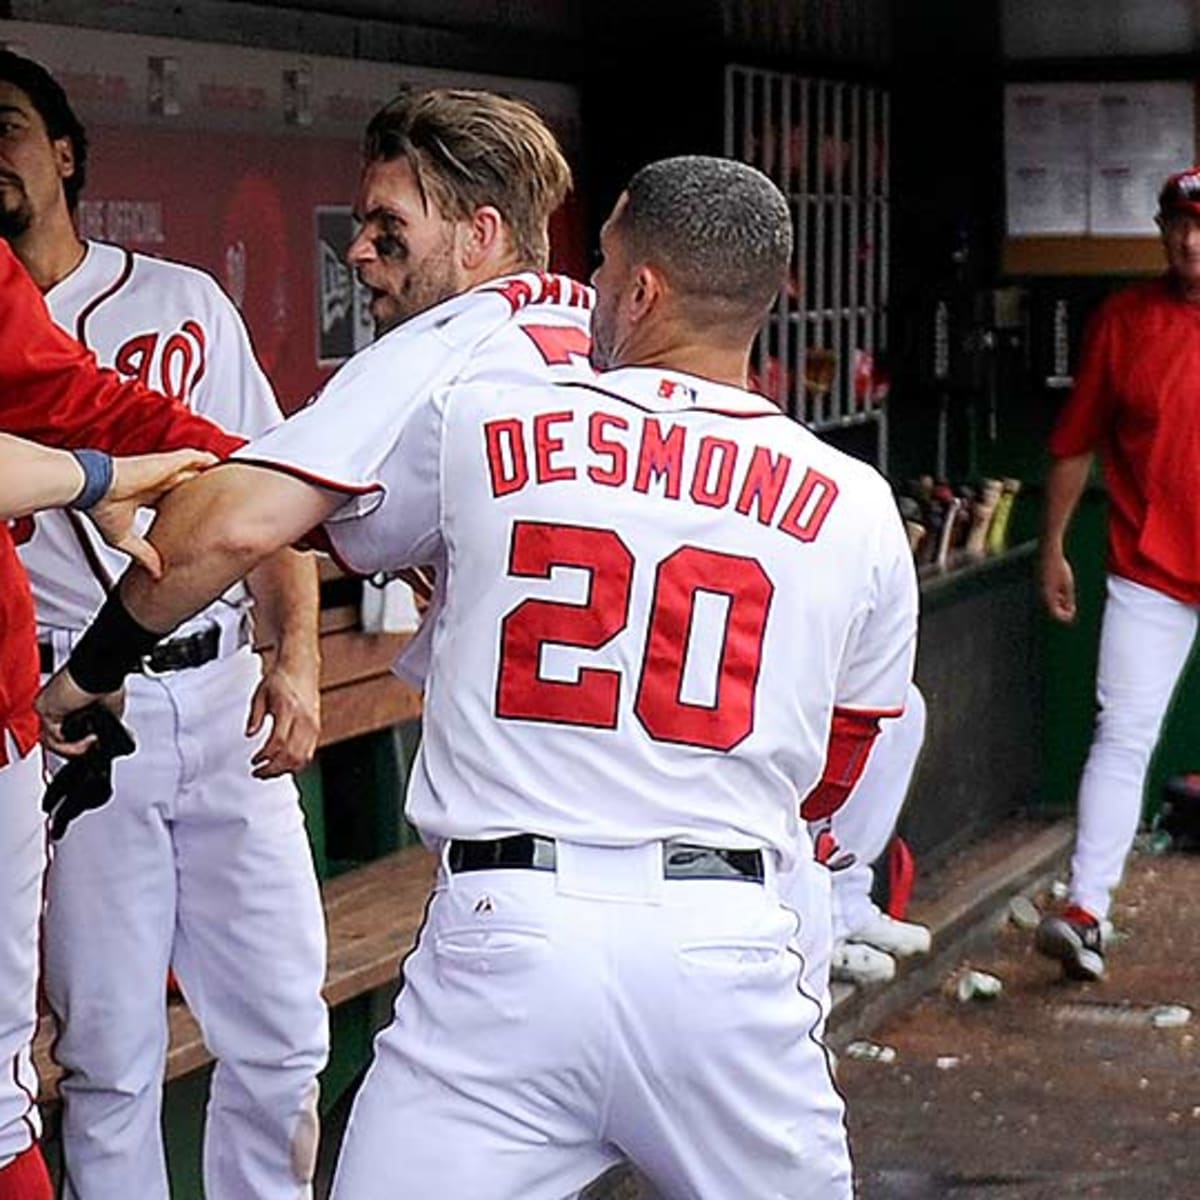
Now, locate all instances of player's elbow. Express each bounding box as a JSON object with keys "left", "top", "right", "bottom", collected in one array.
[
  {"left": 201, "top": 512, "right": 282, "bottom": 574},
  {"left": 155, "top": 467, "right": 292, "bottom": 577}
]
